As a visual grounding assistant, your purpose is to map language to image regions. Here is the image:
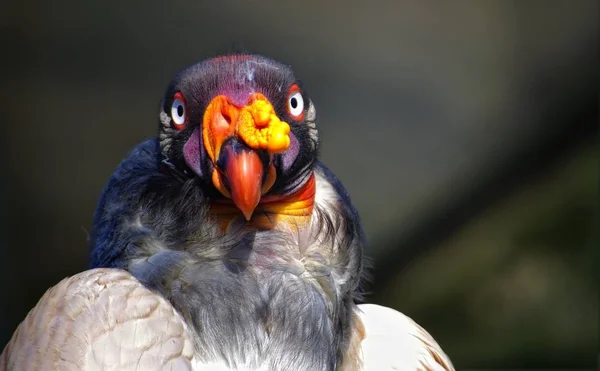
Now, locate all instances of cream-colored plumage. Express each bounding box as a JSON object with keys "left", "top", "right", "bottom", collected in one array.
[
  {"left": 357, "top": 304, "right": 453, "bottom": 370},
  {"left": 1, "top": 269, "right": 199, "bottom": 371},
  {"left": 1, "top": 269, "right": 454, "bottom": 371}
]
